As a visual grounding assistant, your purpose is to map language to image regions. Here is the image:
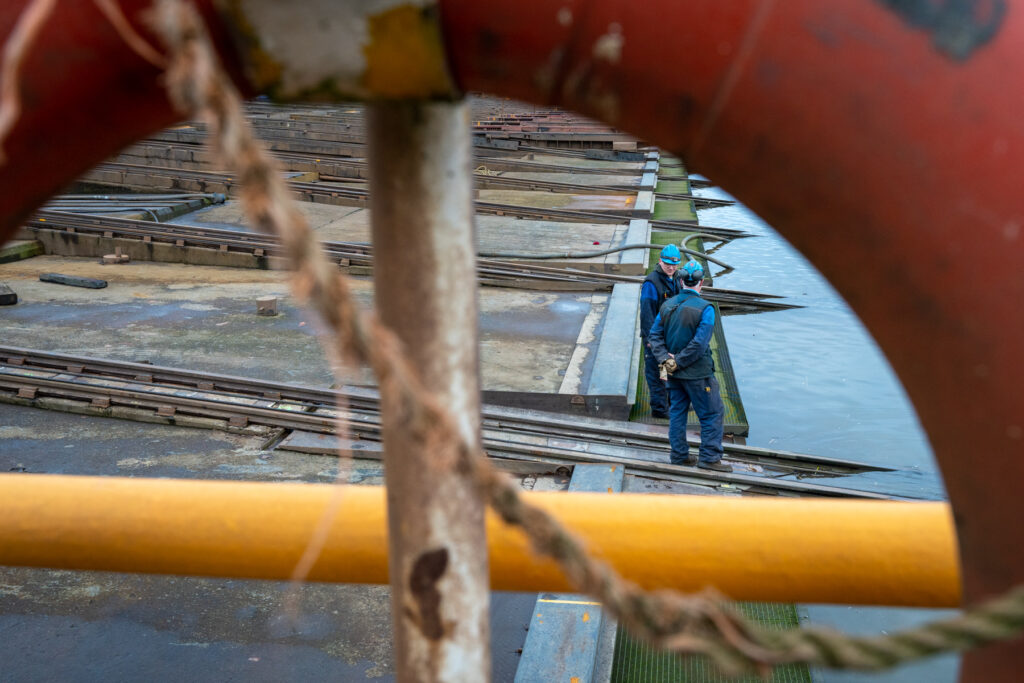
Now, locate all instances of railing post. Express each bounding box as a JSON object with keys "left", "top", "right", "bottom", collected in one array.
[{"left": 367, "top": 100, "right": 490, "bottom": 681}]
